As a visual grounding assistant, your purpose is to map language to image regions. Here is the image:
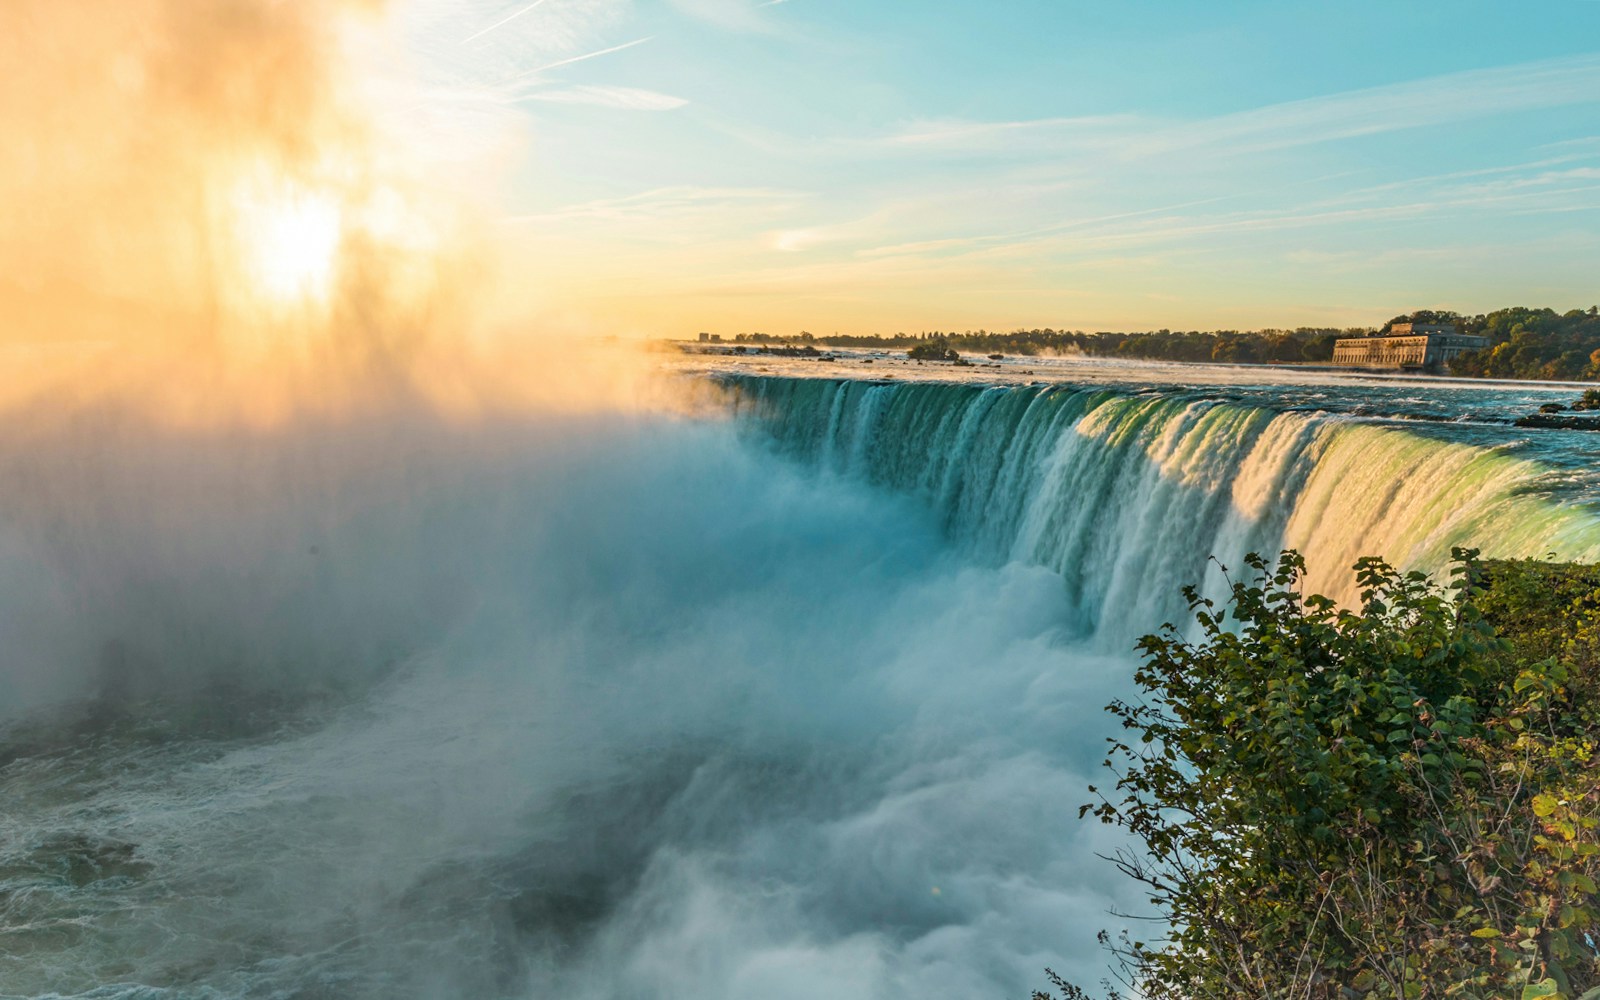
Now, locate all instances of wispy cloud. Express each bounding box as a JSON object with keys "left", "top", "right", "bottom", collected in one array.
[
  {"left": 668, "top": 0, "right": 783, "bottom": 34},
  {"left": 848, "top": 54, "right": 1600, "bottom": 164},
  {"left": 506, "top": 186, "right": 805, "bottom": 227},
  {"left": 667, "top": 53, "right": 1600, "bottom": 284},
  {"left": 516, "top": 84, "right": 688, "bottom": 110},
  {"left": 724, "top": 147, "right": 1600, "bottom": 286},
  {"left": 432, "top": 0, "right": 1600, "bottom": 331},
  {"left": 958, "top": 172, "right": 1600, "bottom": 264},
  {"left": 1121, "top": 54, "right": 1600, "bottom": 158},
  {"left": 880, "top": 115, "right": 1136, "bottom": 150}
]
